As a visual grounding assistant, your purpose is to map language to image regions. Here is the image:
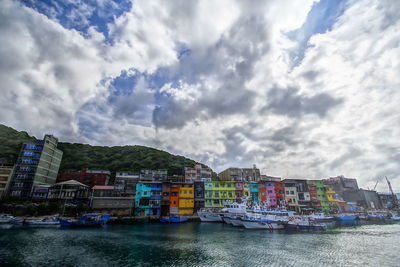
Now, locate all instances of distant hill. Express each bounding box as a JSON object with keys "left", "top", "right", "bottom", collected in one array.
[{"left": 0, "top": 124, "right": 209, "bottom": 176}]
